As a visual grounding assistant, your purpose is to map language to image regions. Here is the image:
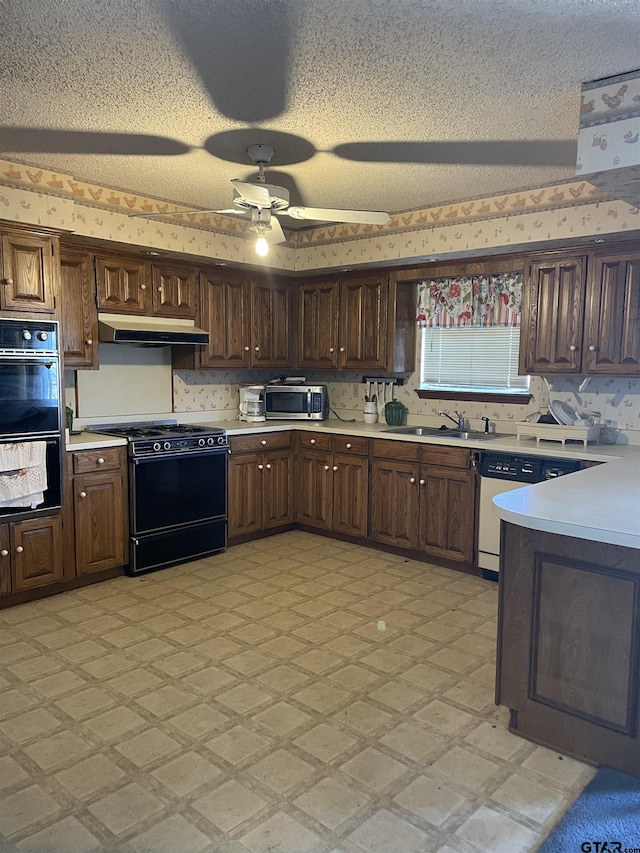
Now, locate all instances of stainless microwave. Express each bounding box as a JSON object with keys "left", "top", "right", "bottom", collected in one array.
[{"left": 264, "top": 385, "right": 329, "bottom": 420}]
